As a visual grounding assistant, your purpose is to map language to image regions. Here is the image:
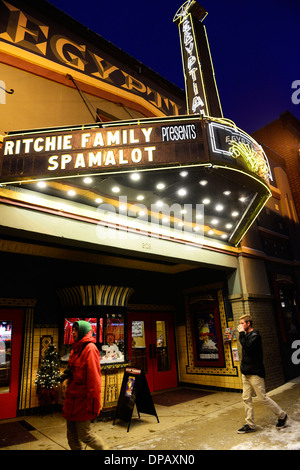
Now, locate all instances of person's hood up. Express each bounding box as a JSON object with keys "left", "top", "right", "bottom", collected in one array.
[{"left": 73, "top": 320, "right": 91, "bottom": 341}]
